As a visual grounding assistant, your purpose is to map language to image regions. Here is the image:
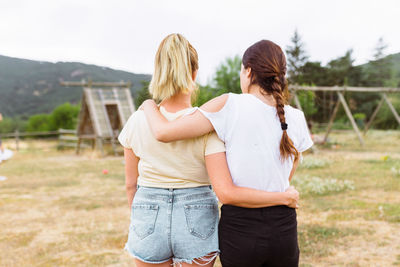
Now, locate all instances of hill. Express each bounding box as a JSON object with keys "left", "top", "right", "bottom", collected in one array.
[{"left": 0, "top": 55, "right": 151, "bottom": 117}]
